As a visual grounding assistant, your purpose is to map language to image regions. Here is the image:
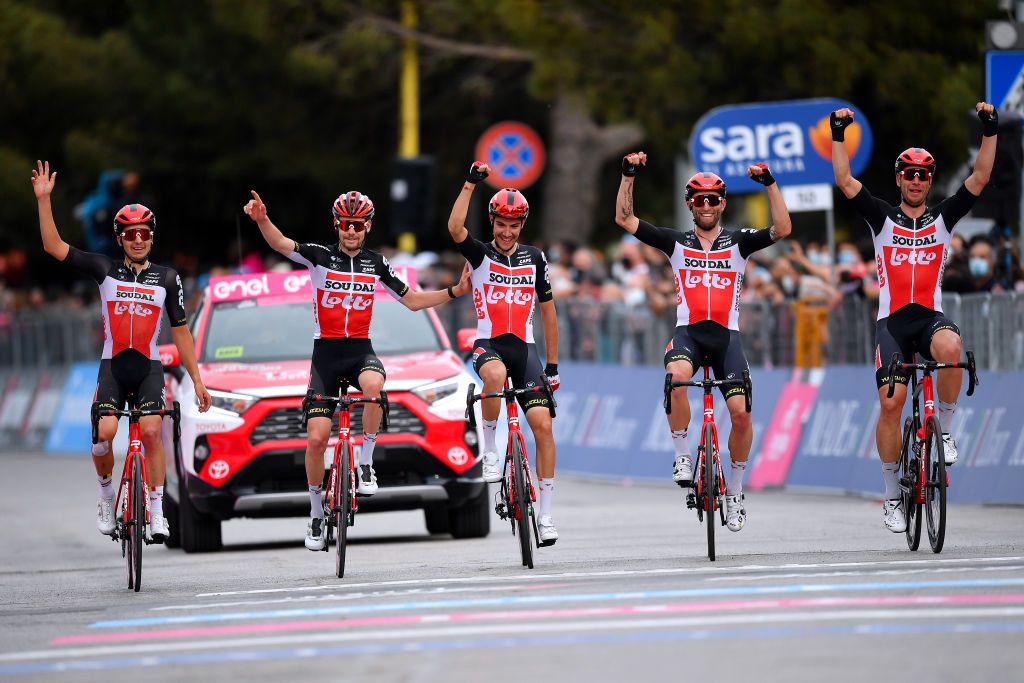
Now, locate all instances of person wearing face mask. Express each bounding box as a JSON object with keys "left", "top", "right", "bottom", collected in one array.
[
  {"left": 967, "top": 235, "right": 1002, "bottom": 293},
  {"left": 830, "top": 102, "right": 998, "bottom": 536},
  {"left": 616, "top": 151, "right": 792, "bottom": 534}
]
